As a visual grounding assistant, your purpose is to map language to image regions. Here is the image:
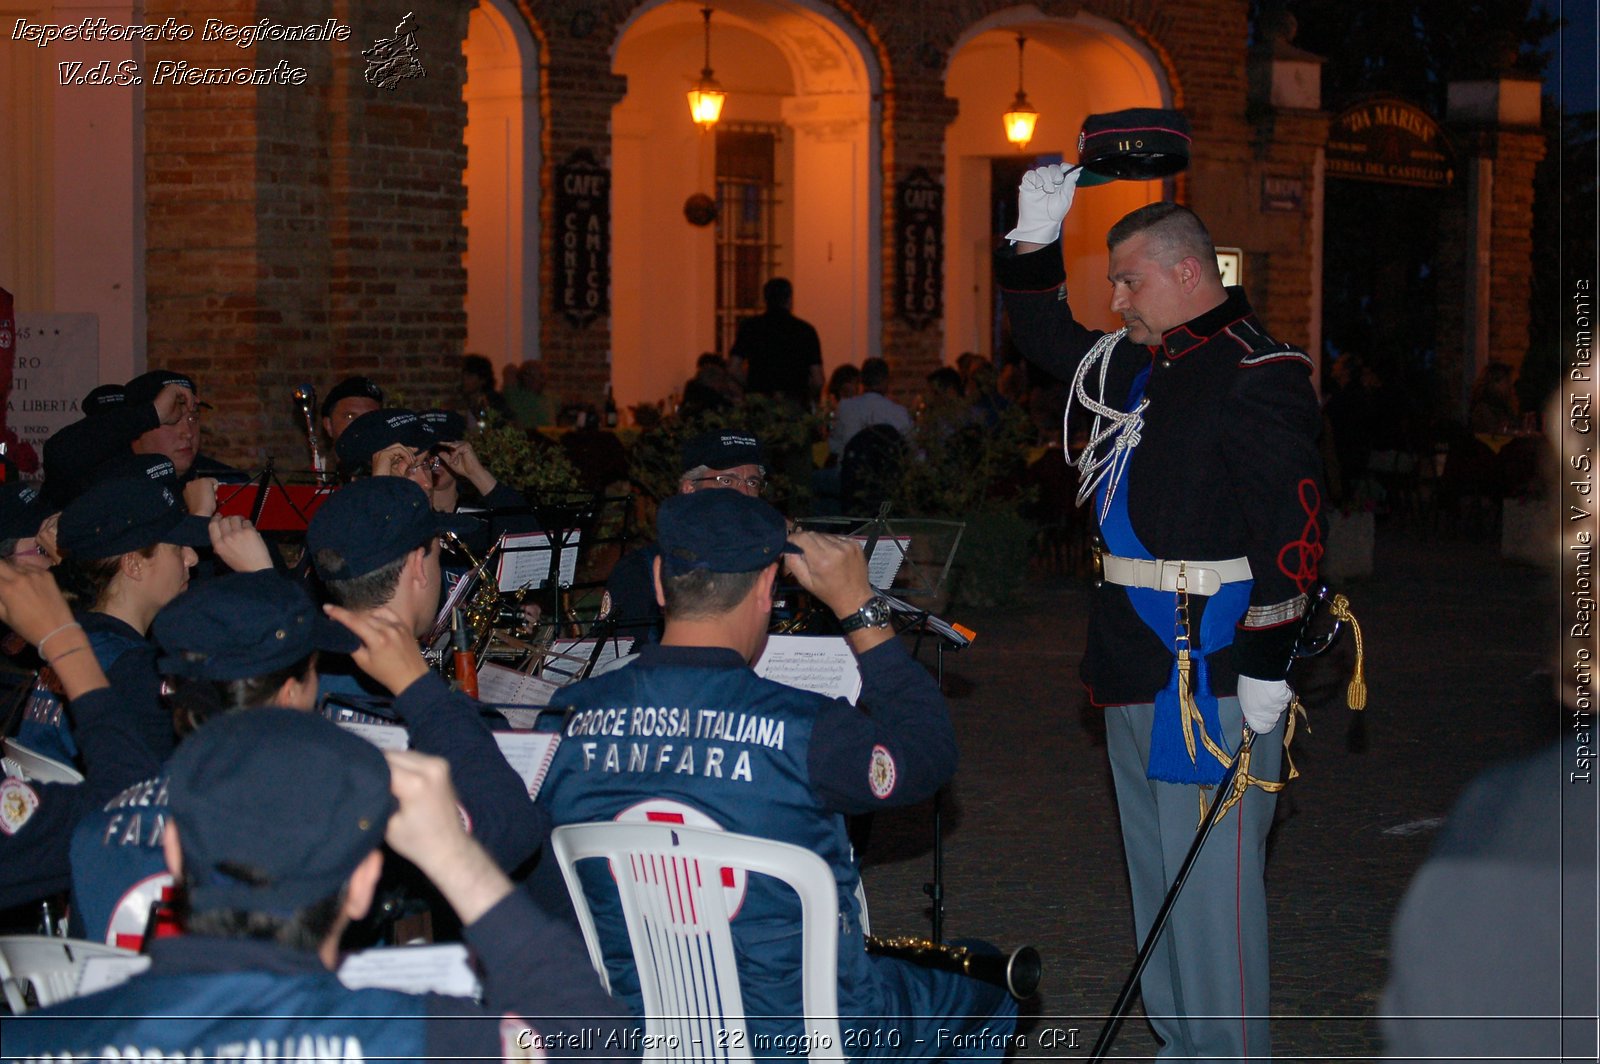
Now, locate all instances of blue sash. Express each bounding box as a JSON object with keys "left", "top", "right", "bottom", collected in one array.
[{"left": 1095, "top": 365, "right": 1250, "bottom": 785}]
